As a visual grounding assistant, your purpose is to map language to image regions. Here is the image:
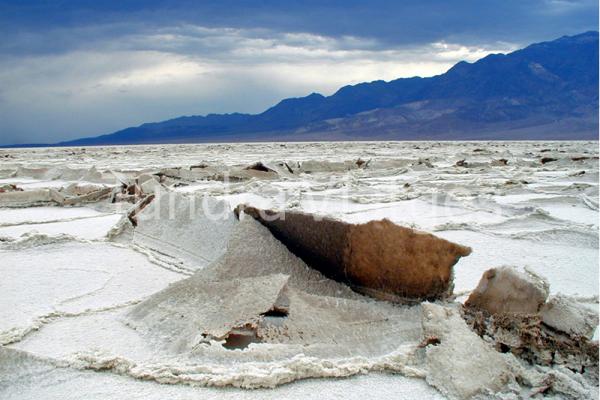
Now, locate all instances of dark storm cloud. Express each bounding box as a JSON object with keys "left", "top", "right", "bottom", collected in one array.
[{"left": 1, "top": 0, "right": 597, "bottom": 55}]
